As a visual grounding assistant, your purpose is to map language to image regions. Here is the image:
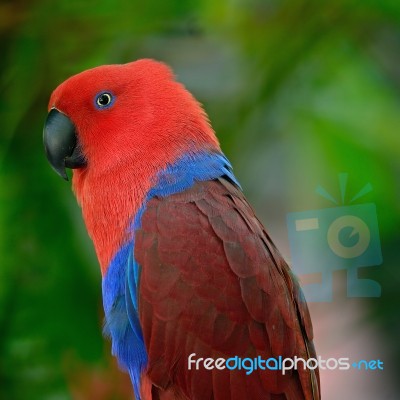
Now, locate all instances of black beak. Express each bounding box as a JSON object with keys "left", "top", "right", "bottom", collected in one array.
[{"left": 43, "top": 108, "right": 86, "bottom": 180}]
